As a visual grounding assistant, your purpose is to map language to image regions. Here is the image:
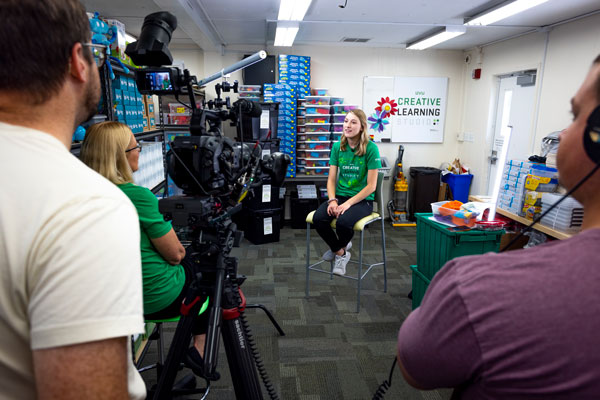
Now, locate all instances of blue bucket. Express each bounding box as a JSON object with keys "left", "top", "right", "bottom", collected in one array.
[{"left": 442, "top": 173, "right": 473, "bottom": 203}]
